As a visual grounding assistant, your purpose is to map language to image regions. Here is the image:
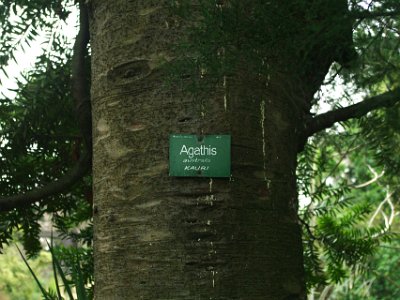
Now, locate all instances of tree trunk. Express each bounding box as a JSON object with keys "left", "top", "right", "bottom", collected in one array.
[{"left": 89, "top": 1, "right": 343, "bottom": 299}]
